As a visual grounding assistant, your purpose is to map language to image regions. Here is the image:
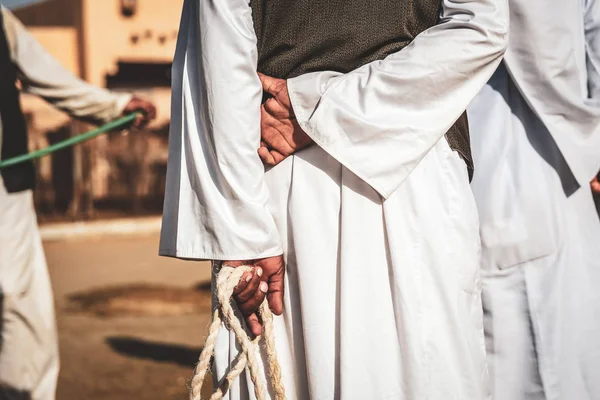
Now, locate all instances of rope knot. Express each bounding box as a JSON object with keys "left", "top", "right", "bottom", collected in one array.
[{"left": 190, "top": 265, "right": 286, "bottom": 400}]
